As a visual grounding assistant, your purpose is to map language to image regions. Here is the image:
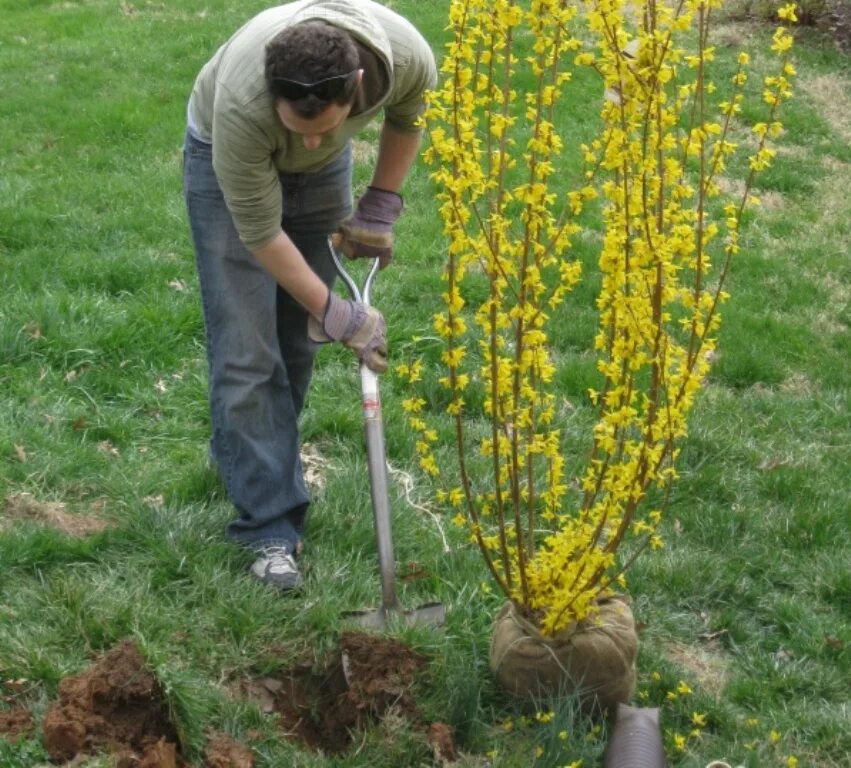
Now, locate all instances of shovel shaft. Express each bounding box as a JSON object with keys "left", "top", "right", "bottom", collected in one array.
[{"left": 360, "top": 365, "right": 398, "bottom": 612}]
